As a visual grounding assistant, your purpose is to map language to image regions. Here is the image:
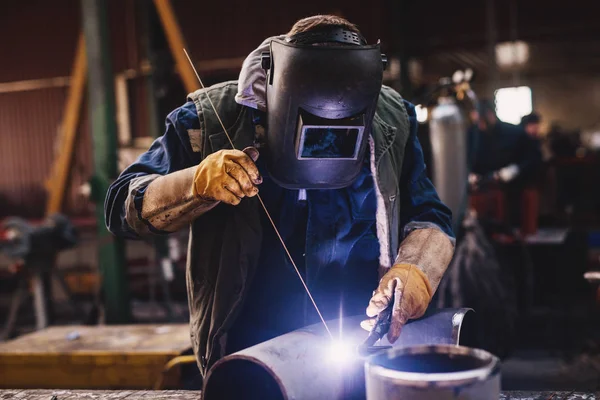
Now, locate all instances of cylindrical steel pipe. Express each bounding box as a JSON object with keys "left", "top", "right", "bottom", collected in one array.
[
  {"left": 202, "top": 308, "right": 474, "bottom": 400},
  {"left": 365, "top": 345, "right": 500, "bottom": 400}
]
